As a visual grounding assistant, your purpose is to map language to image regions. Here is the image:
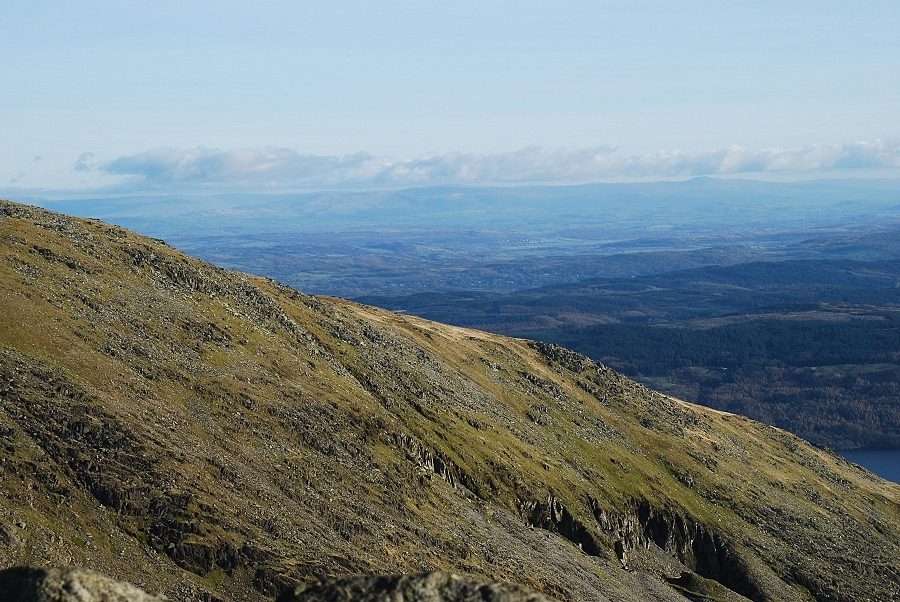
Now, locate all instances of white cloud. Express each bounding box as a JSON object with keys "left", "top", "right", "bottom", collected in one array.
[{"left": 83, "top": 139, "right": 900, "bottom": 190}]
